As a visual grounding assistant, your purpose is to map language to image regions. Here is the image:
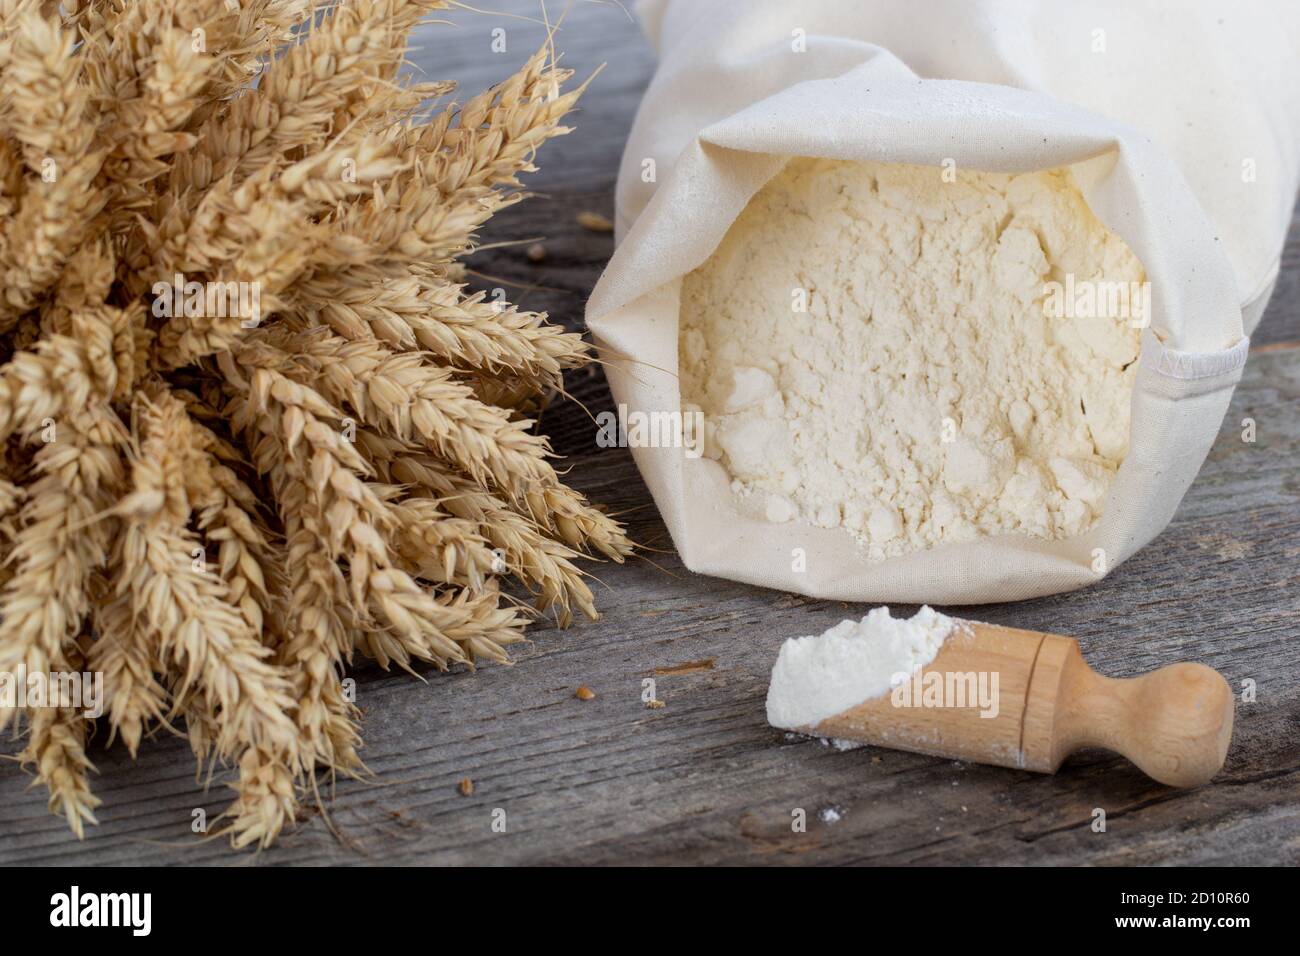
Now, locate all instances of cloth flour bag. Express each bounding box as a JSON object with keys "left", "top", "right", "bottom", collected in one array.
[{"left": 586, "top": 0, "right": 1300, "bottom": 603}]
